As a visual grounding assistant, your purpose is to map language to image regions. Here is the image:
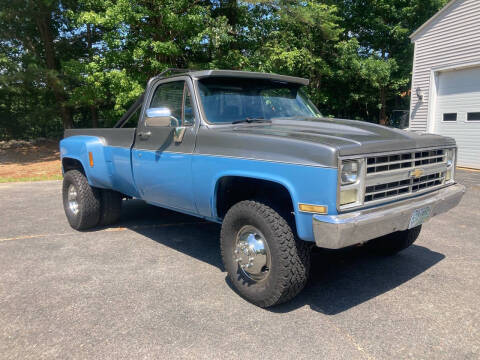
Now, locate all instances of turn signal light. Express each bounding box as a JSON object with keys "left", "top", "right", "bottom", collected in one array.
[
  {"left": 298, "top": 203, "right": 327, "bottom": 214},
  {"left": 89, "top": 152, "right": 94, "bottom": 167}
]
